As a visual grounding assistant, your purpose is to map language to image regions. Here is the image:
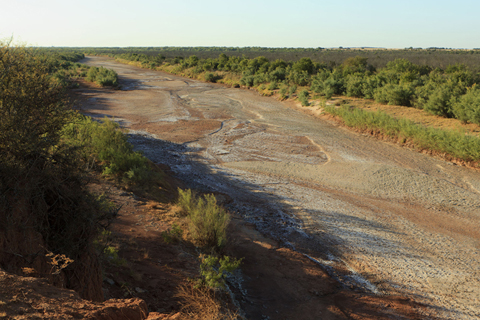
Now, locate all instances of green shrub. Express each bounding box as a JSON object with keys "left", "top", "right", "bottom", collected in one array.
[
  {"left": 61, "top": 115, "right": 151, "bottom": 184},
  {"left": 268, "top": 81, "right": 278, "bottom": 90},
  {"left": 288, "top": 85, "right": 297, "bottom": 95},
  {"left": 93, "top": 230, "right": 126, "bottom": 266},
  {"left": 177, "top": 188, "right": 196, "bottom": 215},
  {"left": 298, "top": 89, "right": 310, "bottom": 106},
  {"left": 374, "top": 83, "right": 414, "bottom": 106},
  {"left": 288, "top": 70, "right": 310, "bottom": 86},
  {"left": 324, "top": 86, "right": 335, "bottom": 99},
  {"left": 362, "top": 75, "right": 380, "bottom": 99},
  {"left": 240, "top": 75, "right": 254, "bottom": 87},
  {"left": 269, "top": 67, "right": 286, "bottom": 81},
  {"left": 204, "top": 72, "right": 217, "bottom": 82},
  {"left": 103, "top": 246, "right": 127, "bottom": 267},
  {"left": 1, "top": 44, "right": 68, "bottom": 169},
  {"left": 86, "top": 66, "right": 98, "bottom": 82},
  {"left": 86, "top": 66, "right": 118, "bottom": 87},
  {"left": 342, "top": 56, "right": 369, "bottom": 75},
  {"left": 452, "top": 86, "right": 480, "bottom": 125},
  {"left": 0, "top": 42, "right": 104, "bottom": 265},
  {"left": 345, "top": 74, "right": 365, "bottom": 98},
  {"left": 253, "top": 73, "right": 266, "bottom": 87},
  {"left": 423, "top": 84, "right": 455, "bottom": 117},
  {"left": 196, "top": 254, "right": 242, "bottom": 289},
  {"left": 177, "top": 189, "right": 230, "bottom": 250},
  {"left": 322, "top": 75, "right": 345, "bottom": 97},
  {"left": 279, "top": 85, "right": 289, "bottom": 99}
]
